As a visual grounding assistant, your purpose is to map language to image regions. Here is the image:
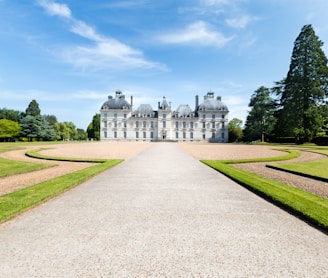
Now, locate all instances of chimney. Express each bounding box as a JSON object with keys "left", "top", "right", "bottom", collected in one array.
[
  {"left": 195, "top": 95, "right": 199, "bottom": 110},
  {"left": 158, "top": 101, "right": 161, "bottom": 109},
  {"left": 217, "top": 96, "right": 221, "bottom": 101}
]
